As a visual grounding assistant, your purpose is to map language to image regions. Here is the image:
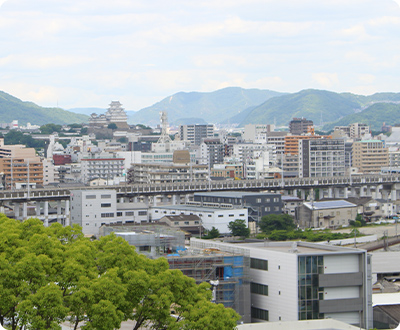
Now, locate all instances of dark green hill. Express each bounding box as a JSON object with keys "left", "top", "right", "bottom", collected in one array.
[
  {"left": 128, "top": 87, "right": 284, "bottom": 126},
  {"left": 323, "top": 102, "right": 400, "bottom": 131},
  {"left": 340, "top": 92, "right": 400, "bottom": 107},
  {"left": 239, "top": 89, "right": 361, "bottom": 127},
  {"left": 0, "top": 91, "right": 88, "bottom": 125}
]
